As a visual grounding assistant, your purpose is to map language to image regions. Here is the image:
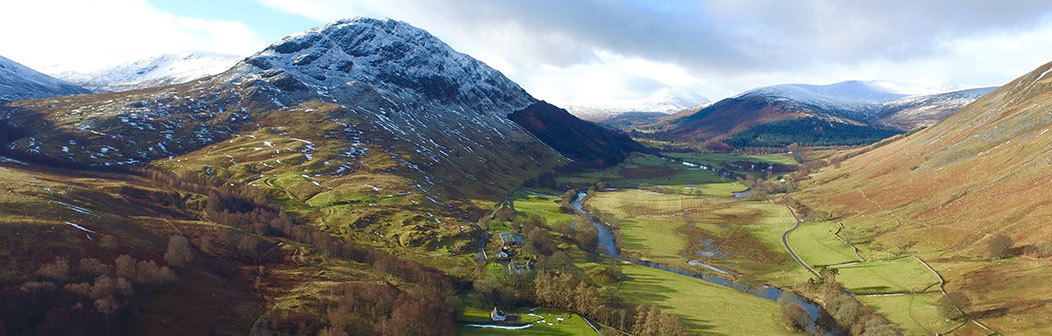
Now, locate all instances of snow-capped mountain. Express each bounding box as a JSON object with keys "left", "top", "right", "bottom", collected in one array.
[
  {"left": 874, "top": 87, "right": 997, "bottom": 130},
  {"left": 53, "top": 52, "right": 242, "bottom": 92},
  {"left": 0, "top": 18, "right": 582, "bottom": 201},
  {"left": 565, "top": 93, "right": 710, "bottom": 121},
  {"left": 657, "top": 80, "right": 996, "bottom": 147},
  {"left": 736, "top": 80, "right": 910, "bottom": 122},
  {"left": 225, "top": 18, "right": 535, "bottom": 114},
  {"left": 0, "top": 54, "right": 90, "bottom": 101}
]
